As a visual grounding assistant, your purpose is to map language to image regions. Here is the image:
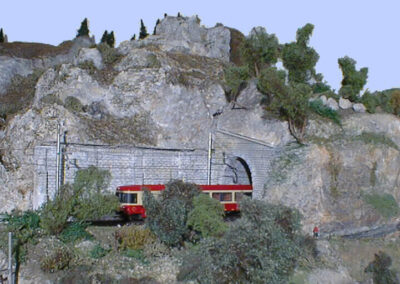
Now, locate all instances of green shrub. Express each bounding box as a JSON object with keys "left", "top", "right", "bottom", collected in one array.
[
  {"left": 224, "top": 65, "right": 250, "bottom": 101},
  {"left": 64, "top": 96, "right": 85, "bottom": 113},
  {"left": 40, "top": 247, "right": 71, "bottom": 273},
  {"left": 116, "top": 226, "right": 156, "bottom": 250},
  {"left": 309, "top": 99, "right": 341, "bottom": 125},
  {"left": 389, "top": 90, "right": 400, "bottom": 116},
  {"left": 122, "top": 249, "right": 148, "bottom": 264},
  {"left": 73, "top": 194, "right": 119, "bottom": 221},
  {"left": 97, "top": 43, "right": 122, "bottom": 65},
  {"left": 143, "top": 180, "right": 201, "bottom": 246},
  {"left": 89, "top": 244, "right": 109, "bottom": 259},
  {"left": 187, "top": 194, "right": 227, "bottom": 238},
  {"left": 361, "top": 90, "right": 380, "bottom": 113},
  {"left": 144, "top": 195, "right": 187, "bottom": 247},
  {"left": 78, "top": 60, "right": 97, "bottom": 75},
  {"left": 363, "top": 193, "right": 399, "bottom": 219},
  {"left": 4, "top": 210, "right": 40, "bottom": 244},
  {"left": 365, "top": 251, "right": 399, "bottom": 284},
  {"left": 1, "top": 210, "right": 41, "bottom": 263},
  {"left": 59, "top": 222, "right": 92, "bottom": 243},
  {"left": 178, "top": 199, "right": 308, "bottom": 283},
  {"left": 40, "top": 185, "right": 75, "bottom": 235}
]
